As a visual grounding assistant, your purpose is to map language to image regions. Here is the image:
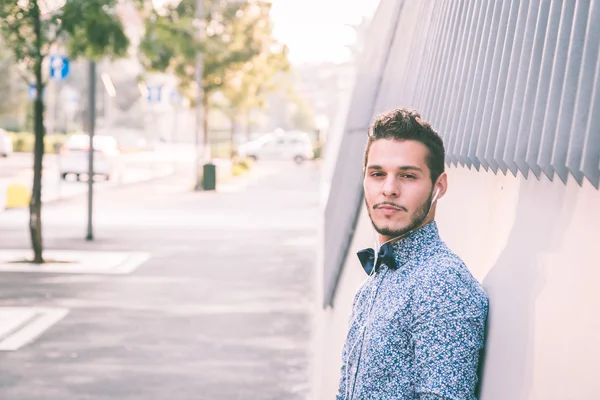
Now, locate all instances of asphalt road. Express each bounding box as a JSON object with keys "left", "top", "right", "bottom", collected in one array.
[{"left": 0, "top": 160, "right": 320, "bottom": 400}]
